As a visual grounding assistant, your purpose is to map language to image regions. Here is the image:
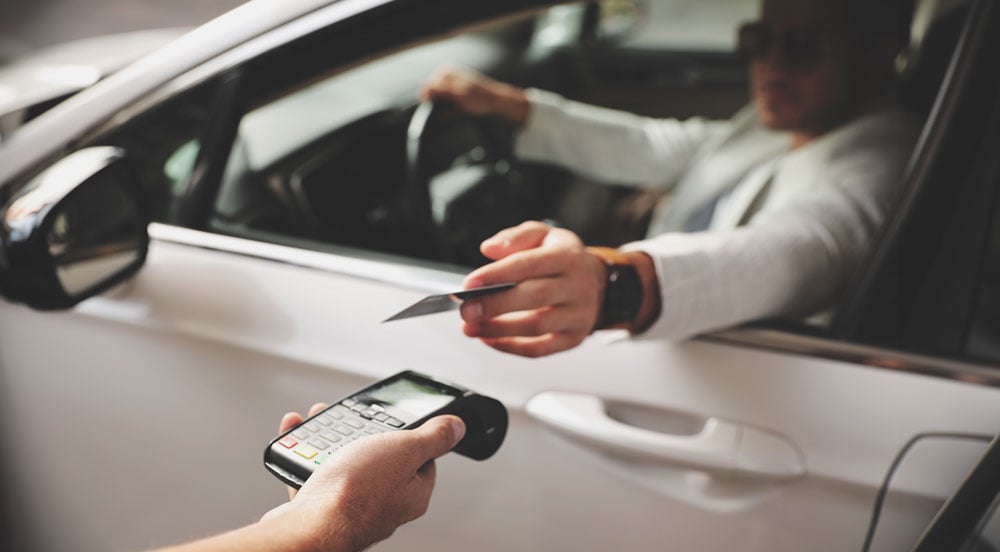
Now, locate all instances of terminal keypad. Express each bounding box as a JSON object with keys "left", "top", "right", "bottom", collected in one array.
[{"left": 275, "top": 400, "right": 406, "bottom": 468}]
